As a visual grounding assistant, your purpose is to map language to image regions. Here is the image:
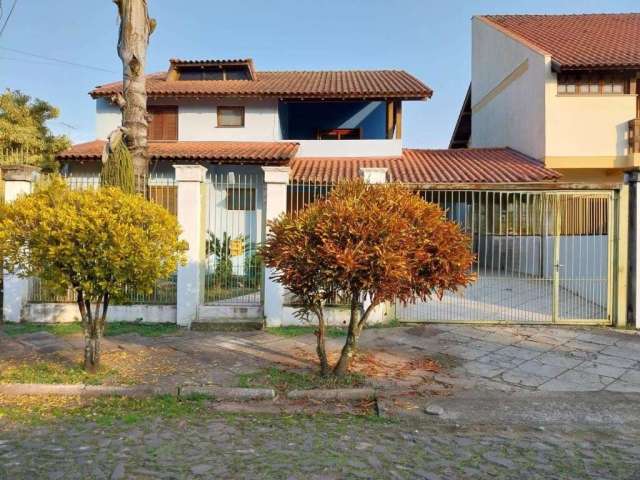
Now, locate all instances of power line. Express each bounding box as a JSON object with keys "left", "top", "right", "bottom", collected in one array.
[
  {"left": 0, "top": 0, "right": 18, "bottom": 37},
  {"left": 0, "top": 46, "right": 118, "bottom": 73}
]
